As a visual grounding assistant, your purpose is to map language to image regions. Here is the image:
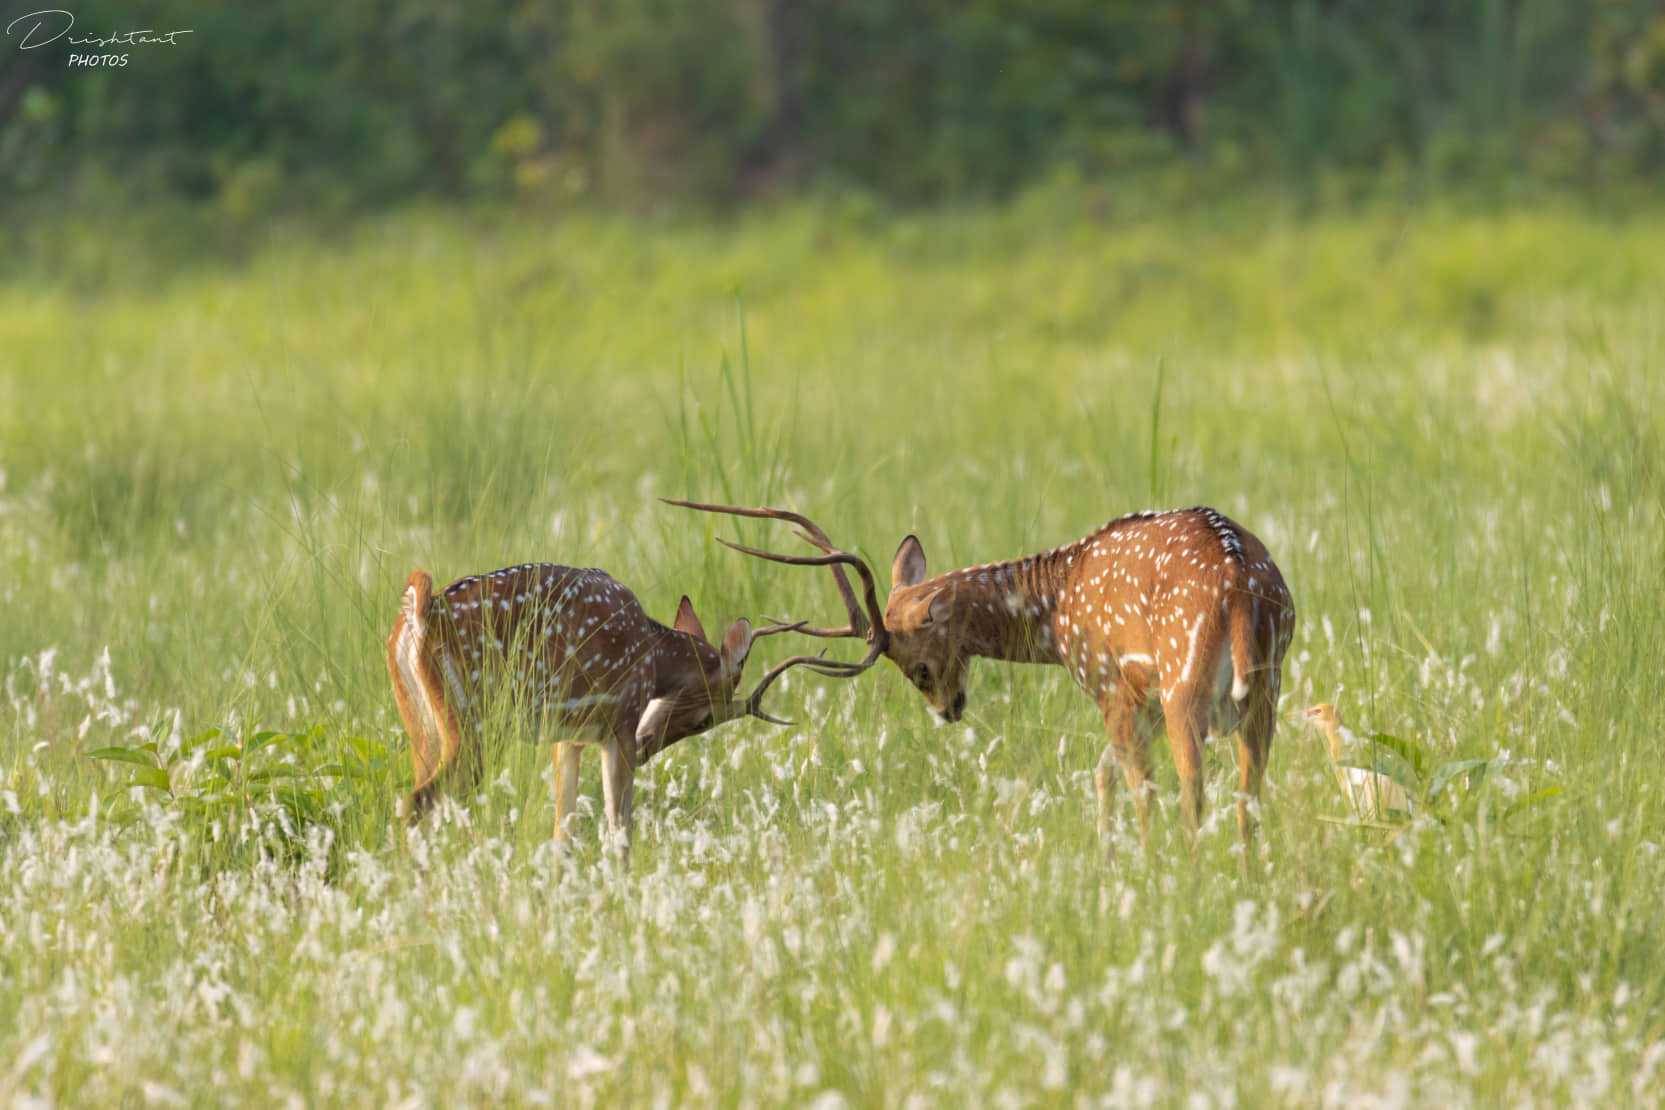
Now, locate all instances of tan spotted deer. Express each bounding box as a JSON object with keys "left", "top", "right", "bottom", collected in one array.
[
  {"left": 668, "top": 501, "right": 1295, "bottom": 847},
  {"left": 385, "top": 563, "right": 804, "bottom": 861}
]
